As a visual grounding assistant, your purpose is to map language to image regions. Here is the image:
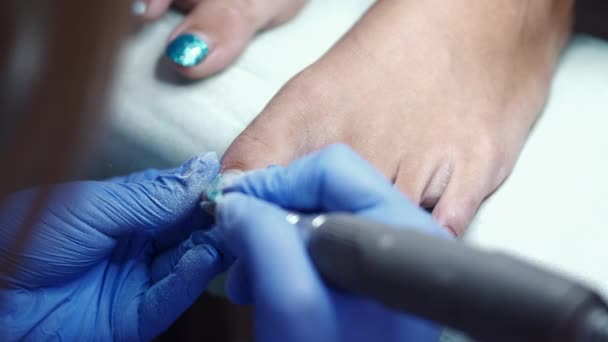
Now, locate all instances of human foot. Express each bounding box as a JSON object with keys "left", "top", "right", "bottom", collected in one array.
[
  {"left": 221, "top": 0, "right": 574, "bottom": 236},
  {"left": 138, "top": 0, "right": 307, "bottom": 78}
]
